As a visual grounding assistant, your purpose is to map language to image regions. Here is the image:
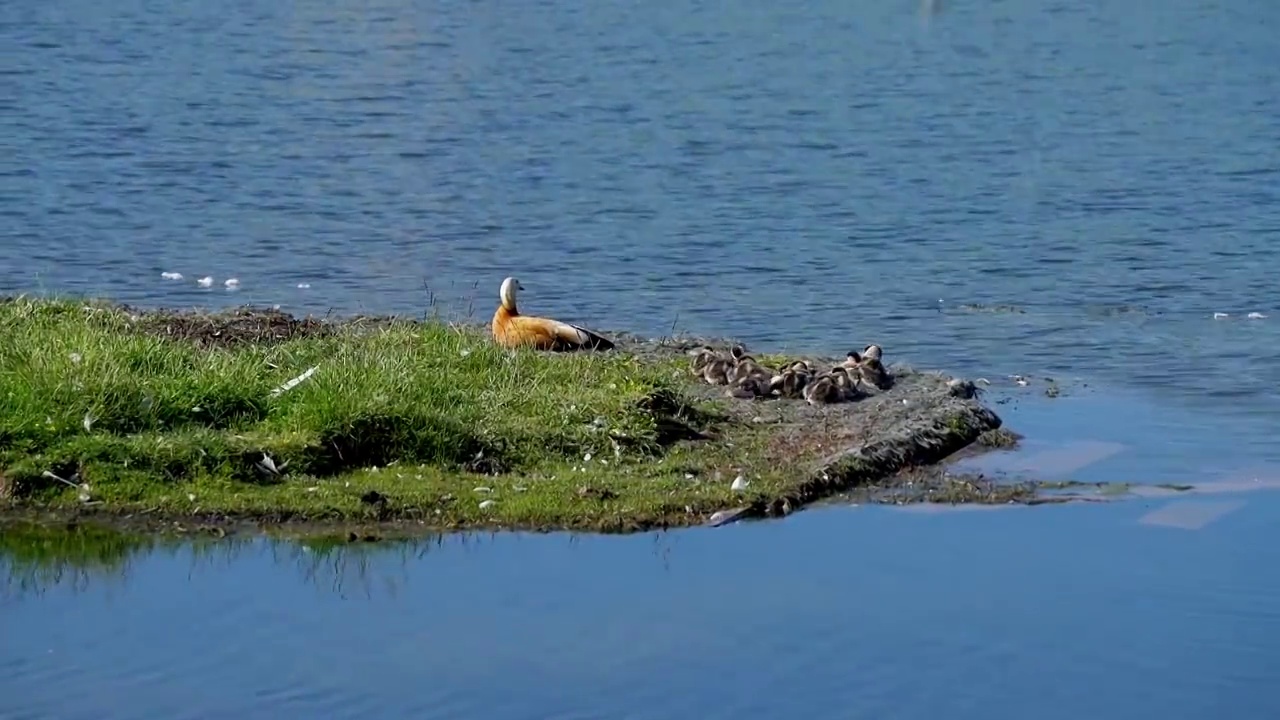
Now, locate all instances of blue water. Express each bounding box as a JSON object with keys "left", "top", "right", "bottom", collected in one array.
[
  {"left": 6, "top": 451, "right": 1280, "bottom": 719},
  {"left": 4, "top": 0, "right": 1280, "bottom": 715}
]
